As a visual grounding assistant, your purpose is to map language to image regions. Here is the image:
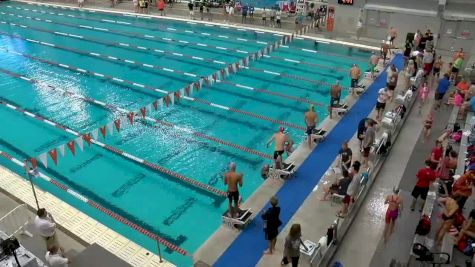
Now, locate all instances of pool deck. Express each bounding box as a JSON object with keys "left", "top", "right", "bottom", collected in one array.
[{"left": 0, "top": 1, "right": 385, "bottom": 266}]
